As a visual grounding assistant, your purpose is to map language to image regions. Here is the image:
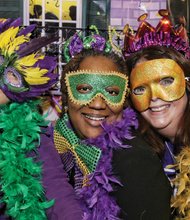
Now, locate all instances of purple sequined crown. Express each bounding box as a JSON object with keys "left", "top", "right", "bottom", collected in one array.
[{"left": 122, "top": 9, "right": 190, "bottom": 58}]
